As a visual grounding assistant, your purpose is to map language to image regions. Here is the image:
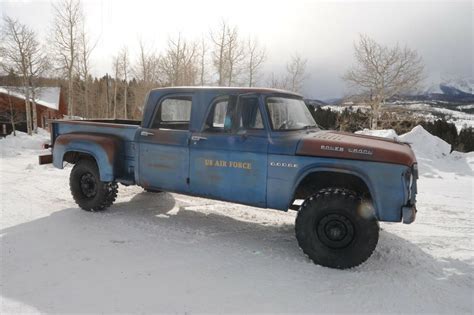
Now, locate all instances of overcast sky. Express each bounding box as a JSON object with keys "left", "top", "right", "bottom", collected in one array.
[{"left": 1, "top": 0, "right": 472, "bottom": 99}]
